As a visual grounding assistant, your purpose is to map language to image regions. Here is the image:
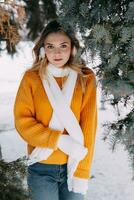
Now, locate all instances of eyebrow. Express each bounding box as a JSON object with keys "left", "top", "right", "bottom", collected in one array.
[{"left": 45, "top": 42, "right": 69, "bottom": 45}]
